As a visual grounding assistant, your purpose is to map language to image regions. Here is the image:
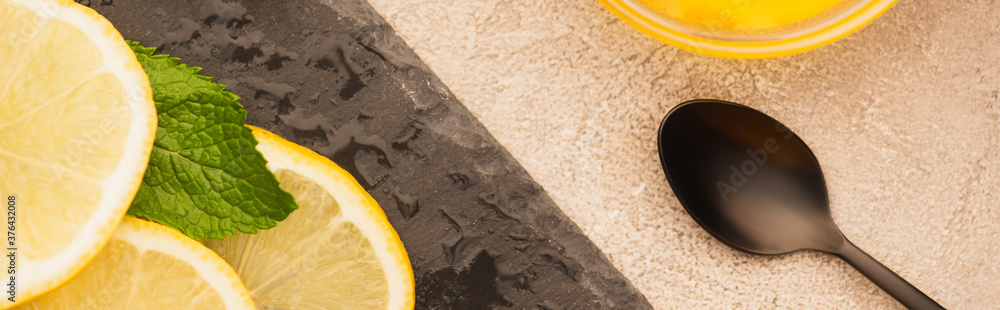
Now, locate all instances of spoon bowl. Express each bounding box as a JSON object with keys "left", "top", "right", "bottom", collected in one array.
[{"left": 657, "top": 99, "right": 942, "bottom": 309}]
